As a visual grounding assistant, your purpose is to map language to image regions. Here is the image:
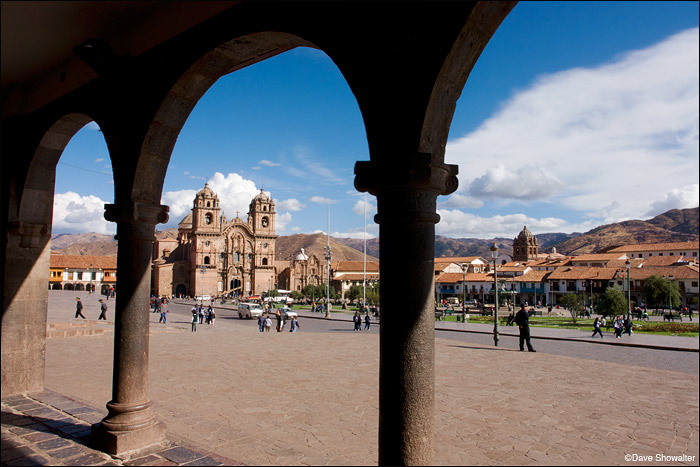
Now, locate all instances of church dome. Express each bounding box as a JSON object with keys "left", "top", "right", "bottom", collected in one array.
[
  {"left": 295, "top": 248, "right": 309, "bottom": 261},
  {"left": 254, "top": 189, "right": 270, "bottom": 202},
  {"left": 517, "top": 226, "right": 535, "bottom": 241},
  {"left": 196, "top": 183, "right": 216, "bottom": 198}
]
